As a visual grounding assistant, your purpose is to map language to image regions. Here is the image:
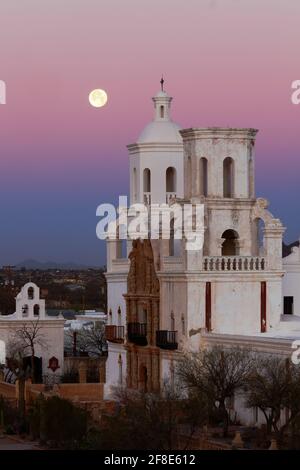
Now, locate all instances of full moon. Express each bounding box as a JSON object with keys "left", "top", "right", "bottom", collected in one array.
[{"left": 89, "top": 89, "right": 108, "bottom": 108}]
